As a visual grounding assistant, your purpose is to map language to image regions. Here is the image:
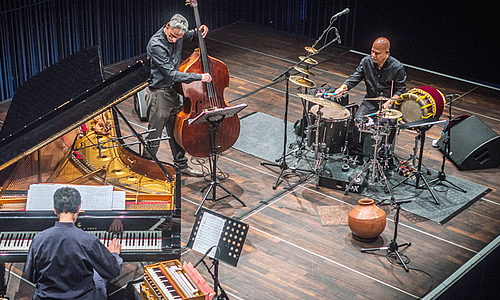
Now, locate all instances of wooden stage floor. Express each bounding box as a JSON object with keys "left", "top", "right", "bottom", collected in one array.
[{"left": 4, "top": 23, "right": 500, "bottom": 299}]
